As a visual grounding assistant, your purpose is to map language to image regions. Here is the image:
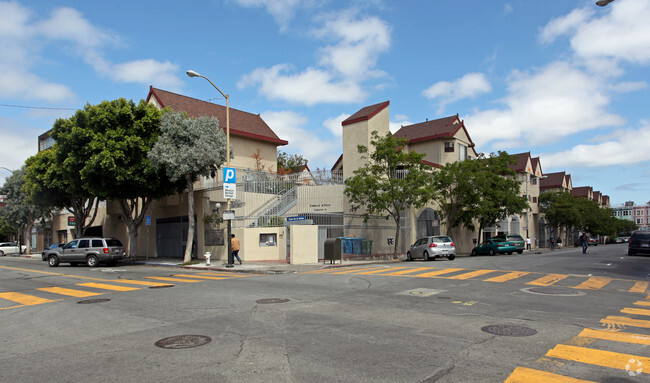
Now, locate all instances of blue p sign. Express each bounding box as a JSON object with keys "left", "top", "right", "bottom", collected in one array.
[{"left": 223, "top": 167, "right": 236, "bottom": 183}]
